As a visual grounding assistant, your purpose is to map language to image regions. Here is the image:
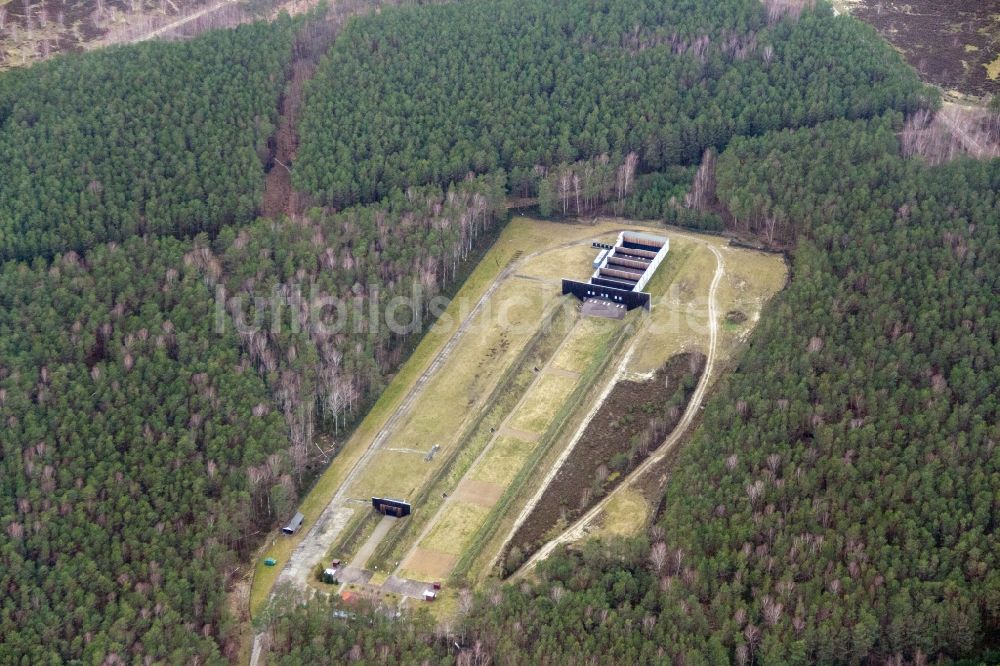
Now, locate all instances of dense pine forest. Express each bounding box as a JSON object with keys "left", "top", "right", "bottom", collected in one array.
[
  {"left": 1, "top": 0, "right": 998, "bottom": 662},
  {"left": 0, "top": 6, "right": 506, "bottom": 659},
  {"left": 295, "top": 0, "right": 927, "bottom": 207},
  {"left": 0, "top": 174, "right": 506, "bottom": 663},
  {"left": 0, "top": 18, "right": 297, "bottom": 262},
  {"left": 0, "top": 238, "right": 292, "bottom": 662}
]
